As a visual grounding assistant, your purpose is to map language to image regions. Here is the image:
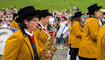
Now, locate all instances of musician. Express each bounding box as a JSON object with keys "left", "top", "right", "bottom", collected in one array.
[
  {"left": 97, "top": 11, "right": 105, "bottom": 60},
  {"left": 70, "top": 11, "right": 83, "bottom": 60},
  {"left": 2, "top": 6, "right": 40, "bottom": 60},
  {"left": 97, "top": 13, "right": 105, "bottom": 60},
  {"left": 78, "top": 3, "right": 101, "bottom": 60},
  {"left": 33, "top": 10, "right": 53, "bottom": 59}
]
